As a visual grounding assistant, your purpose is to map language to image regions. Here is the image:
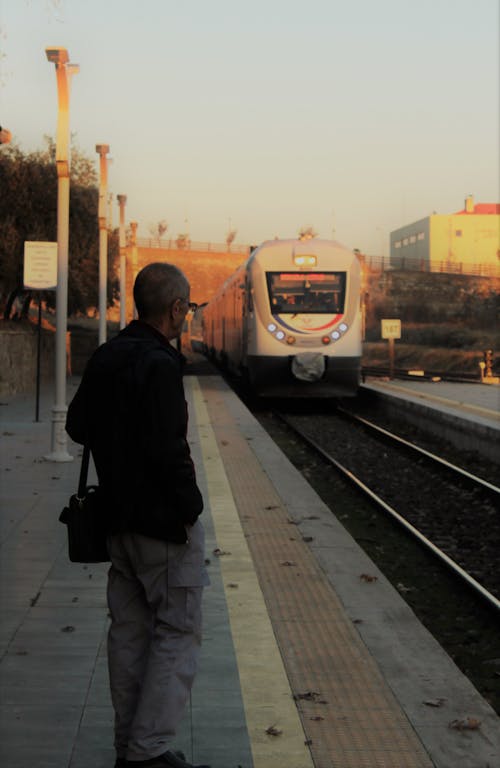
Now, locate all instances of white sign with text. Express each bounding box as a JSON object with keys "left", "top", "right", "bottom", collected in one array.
[{"left": 23, "top": 241, "right": 57, "bottom": 290}]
